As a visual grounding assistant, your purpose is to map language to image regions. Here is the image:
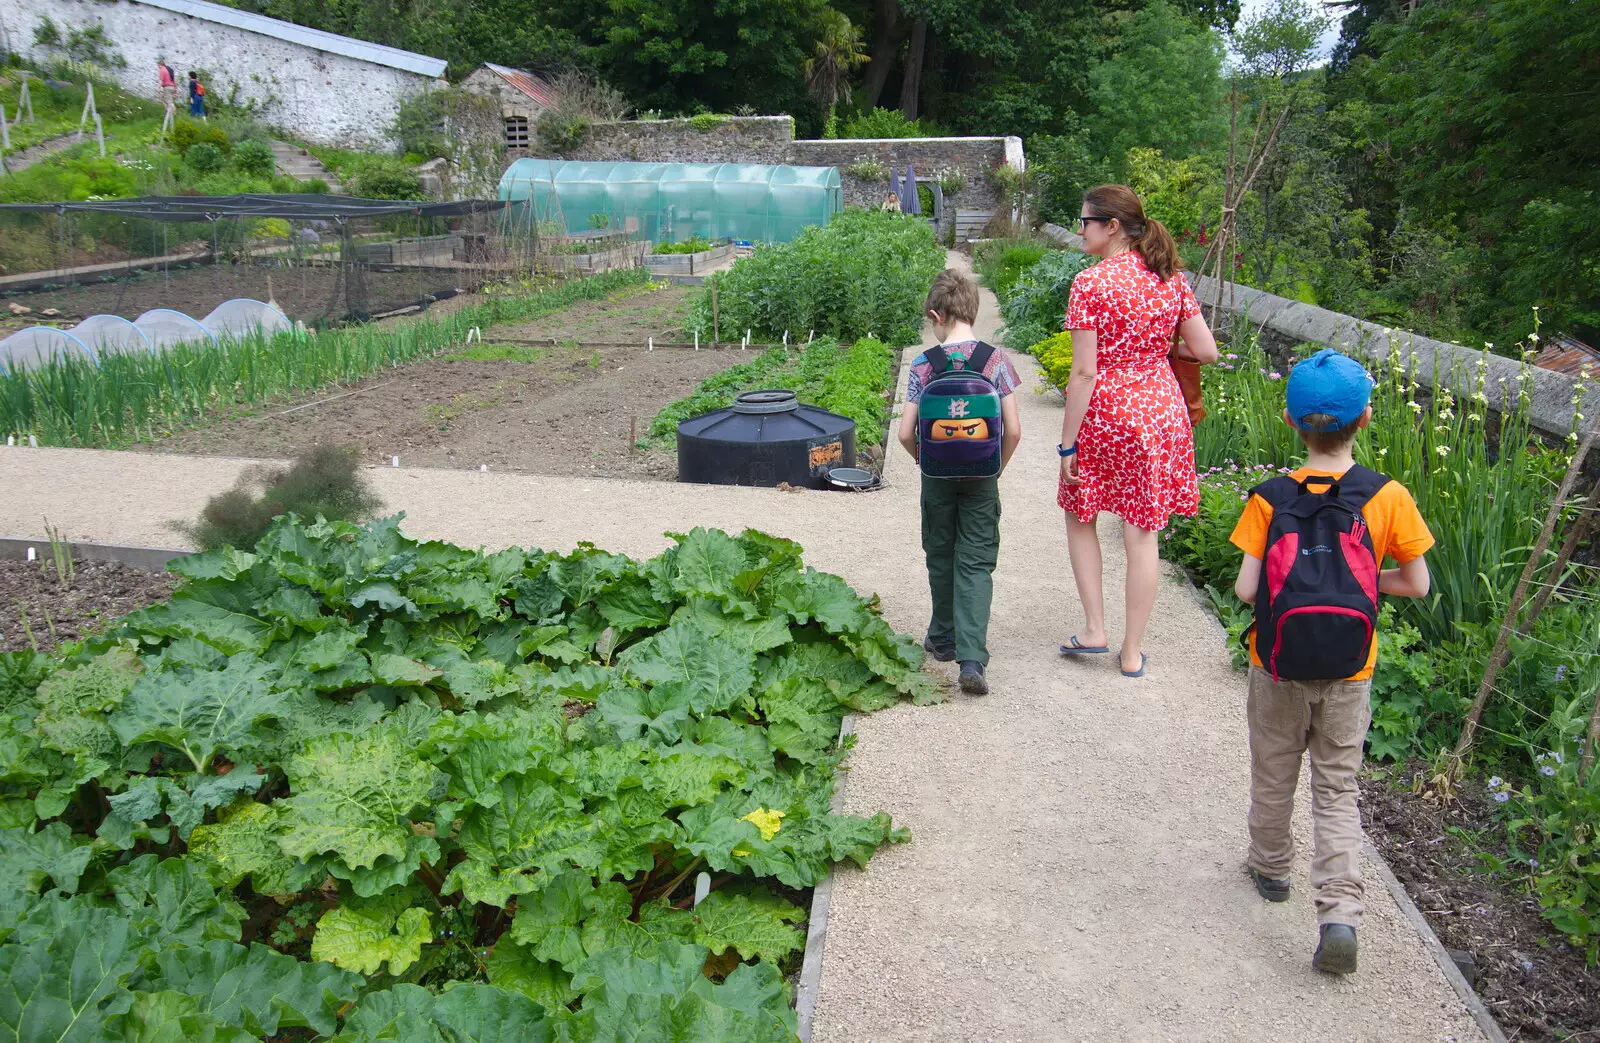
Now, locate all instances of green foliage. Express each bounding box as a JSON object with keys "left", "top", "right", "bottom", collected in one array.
[
  {"left": 180, "top": 447, "right": 382, "bottom": 553},
  {"left": 1029, "top": 331, "right": 1074, "bottom": 389},
  {"left": 172, "top": 119, "right": 232, "bottom": 160},
  {"left": 839, "top": 108, "right": 948, "bottom": 139},
  {"left": 343, "top": 156, "right": 423, "bottom": 201},
  {"left": 0, "top": 267, "right": 649, "bottom": 448},
  {"left": 687, "top": 113, "right": 729, "bottom": 132},
  {"left": 971, "top": 238, "right": 1049, "bottom": 301},
  {"left": 0, "top": 513, "right": 923, "bottom": 1038},
  {"left": 841, "top": 159, "right": 888, "bottom": 183},
  {"left": 996, "top": 249, "right": 1096, "bottom": 351},
  {"left": 185, "top": 142, "right": 226, "bottom": 175},
  {"left": 1085, "top": 1, "right": 1227, "bottom": 172},
  {"left": 652, "top": 238, "right": 714, "bottom": 255},
  {"left": 231, "top": 140, "right": 275, "bottom": 177},
  {"left": 688, "top": 209, "right": 945, "bottom": 347},
  {"left": 648, "top": 336, "right": 895, "bottom": 449},
  {"left": 536, "top": 111, "right": 589, "bottom": 156},
  {"left": 1364, "top": 0, "right": 1600, "bottom": 343}
]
